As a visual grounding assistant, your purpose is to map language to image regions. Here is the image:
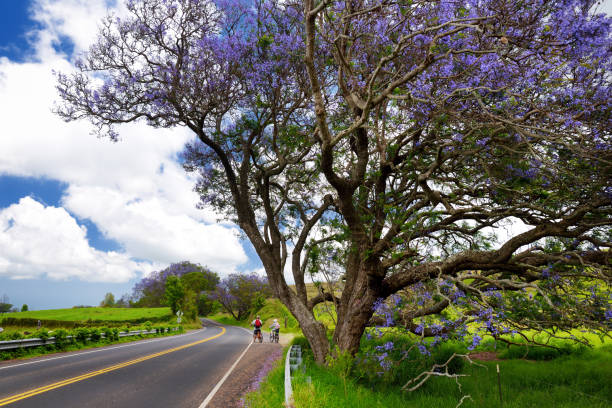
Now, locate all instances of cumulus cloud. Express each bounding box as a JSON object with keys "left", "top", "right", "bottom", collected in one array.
[
  {"left": 0, "top": 197, "right": 155, "bottom": 282},
  {"left": 0, "top": 0, "right": 251, "bottom": 282},
  {"left": 62, "top": 185, "right": 247, "bottom": 271}
]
